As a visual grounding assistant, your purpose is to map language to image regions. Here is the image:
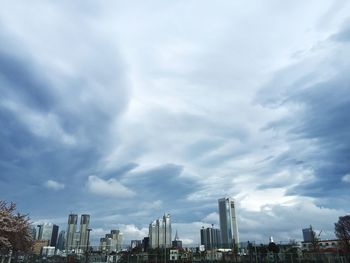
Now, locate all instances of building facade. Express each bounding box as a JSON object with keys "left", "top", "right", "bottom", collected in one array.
[
  {"left": 35, "top": 223, "right": 59, "bottom": 247},
  {"left": 218, "top": 197, "right": 239, "bottom": 248},
  {"left": 149, "top": 213, "right": 172, "bottom": 248},
  {"left": 79, "top": 214, "right": 90, "bottom": 251},
  {"left": 200, "top": 226, "right": 221, "bottom": 250},
  {"left": 56, "top": 230, "right": 66, "bottom": 251},
  {"left": 172, "top": 230, "right": 183, "bottom": 249},
  {"left": 99, "top": 229, "right": 123, "bottom": 253},
  {"left": 302, "top": 226, "right": 314, "bottom": 242},
  {"left": 66, "top": 214, "right": 78, "bottom": 251}
]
